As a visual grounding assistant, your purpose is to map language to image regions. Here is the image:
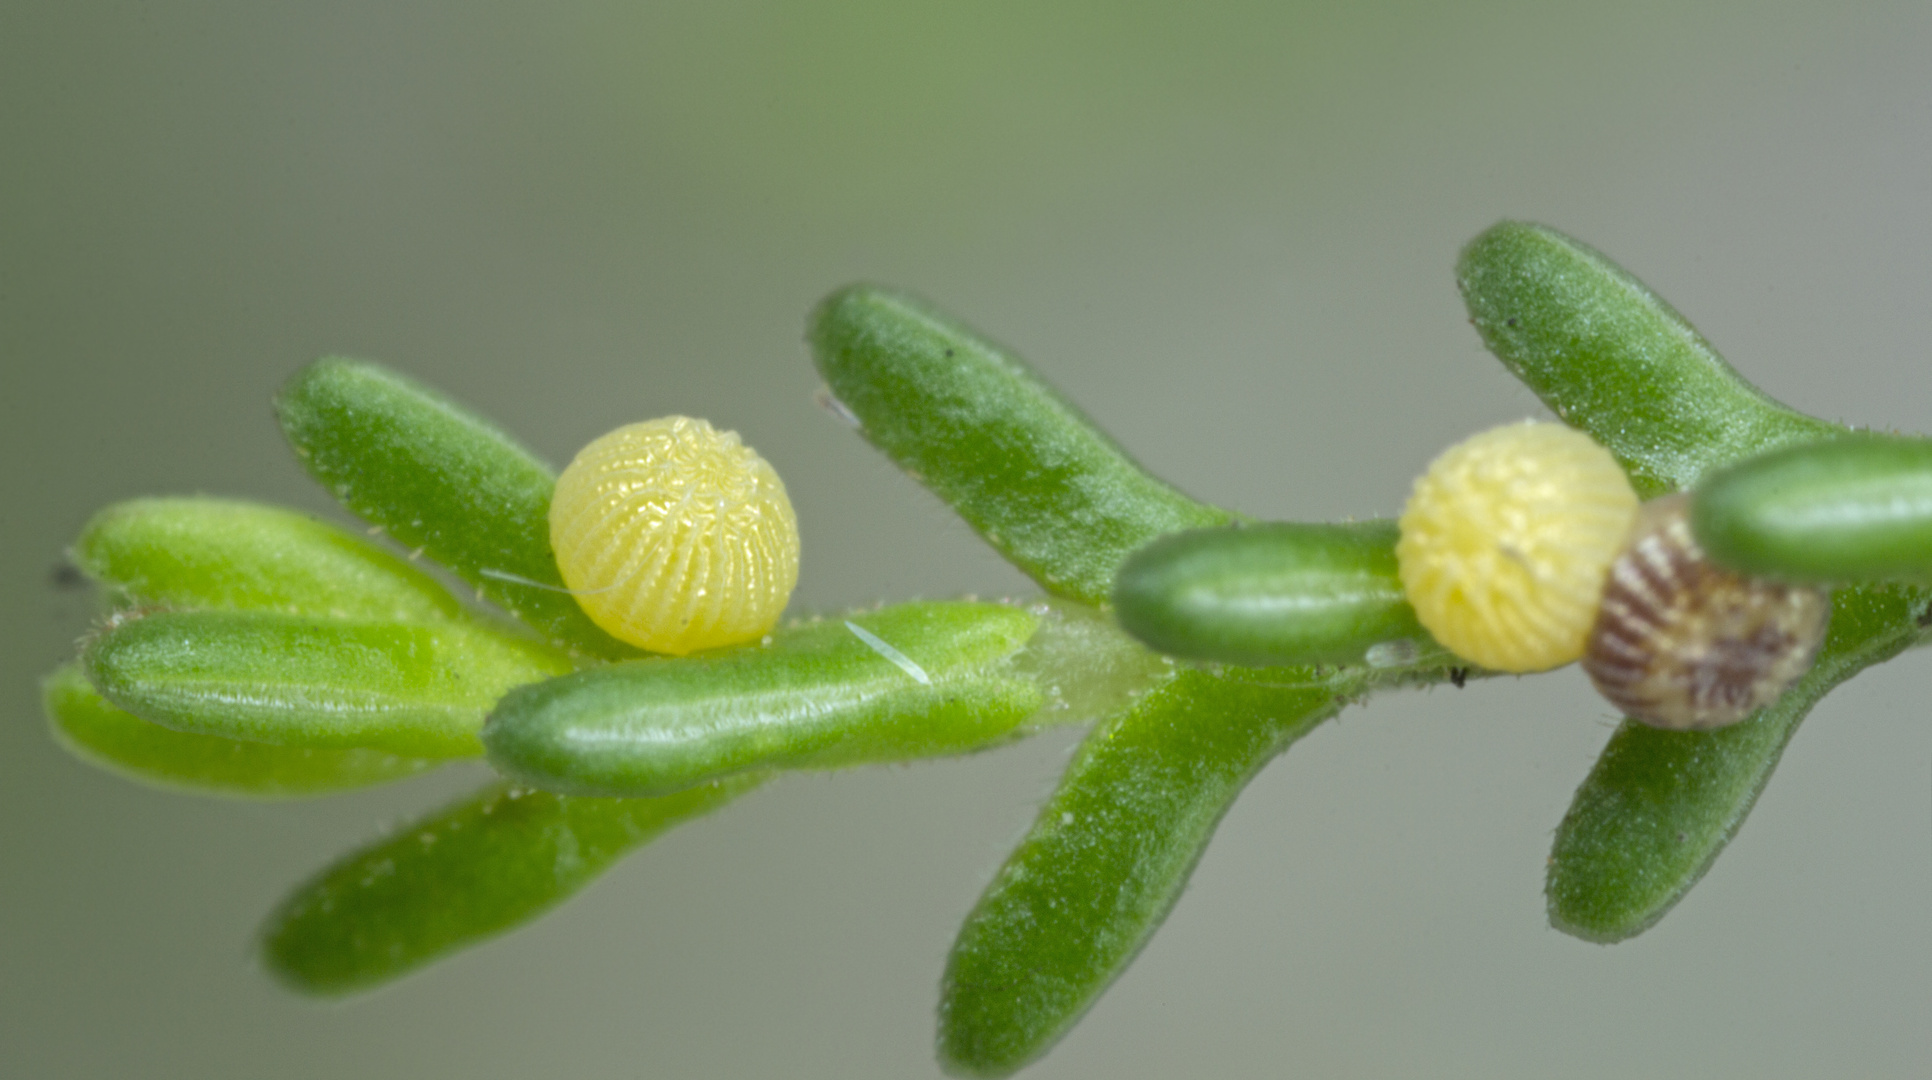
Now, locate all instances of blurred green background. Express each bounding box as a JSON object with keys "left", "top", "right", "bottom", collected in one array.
[{"left": 6, "top": 3, "right": 1932, "bottom": 1077}]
